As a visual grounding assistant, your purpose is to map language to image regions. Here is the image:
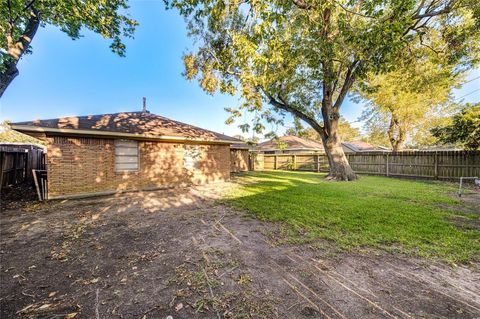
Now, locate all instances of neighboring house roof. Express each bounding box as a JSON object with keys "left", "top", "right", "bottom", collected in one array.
[
  {"left": 0, "top": 123, "right": 46, "bottom": 146},
  {"left": 11, "top": 111, "right": 240, "bottom": 144},
  {"left": 342, "top": 141, "right": 388, "bottom": 152},
  {"left": 415, "top": 145, "right": 462, "bottom": 151},
  {"left": 257, "top": 135, "right": 325, "bottom": 152},
  {"left": 231, "top": 142, "right": 254, "bottom": 150},
  {"left": 257, "top": 136, "right": 388, "bottom": 153}
]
